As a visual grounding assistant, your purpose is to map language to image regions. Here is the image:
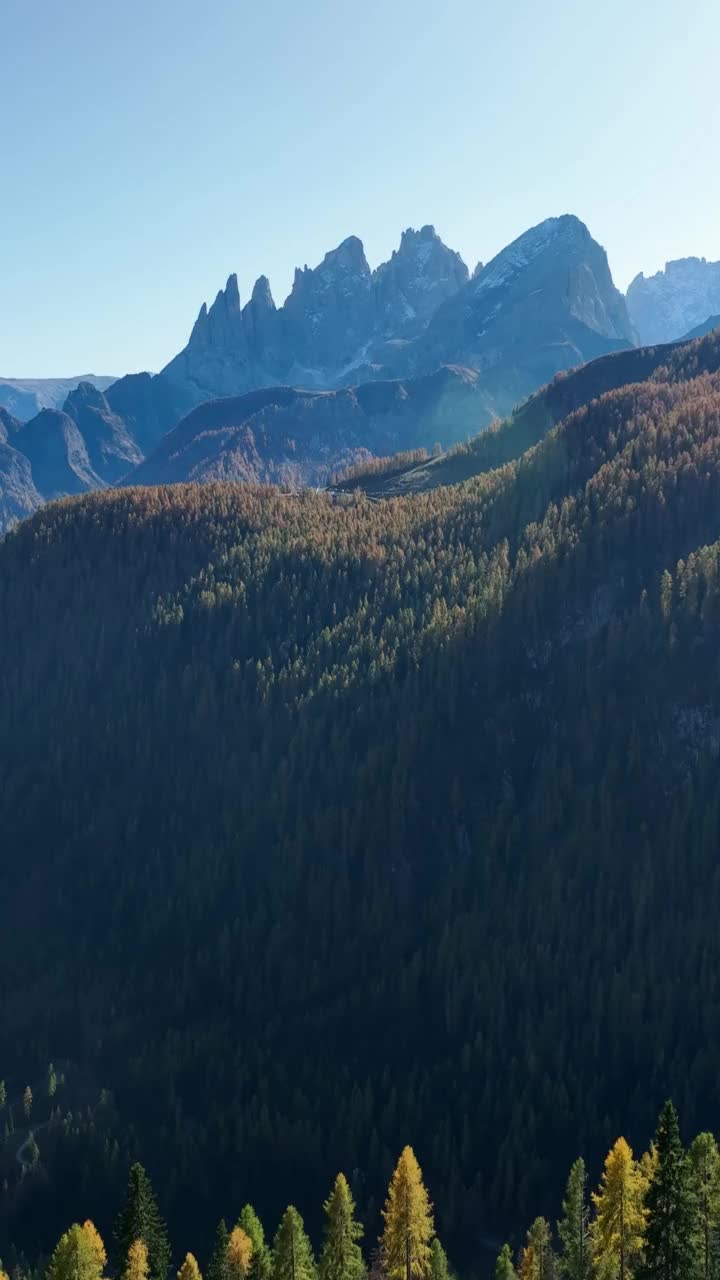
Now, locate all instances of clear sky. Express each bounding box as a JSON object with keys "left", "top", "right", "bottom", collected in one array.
[{"left": 2, "top": 0, "right": 719, "bottom": 377}]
